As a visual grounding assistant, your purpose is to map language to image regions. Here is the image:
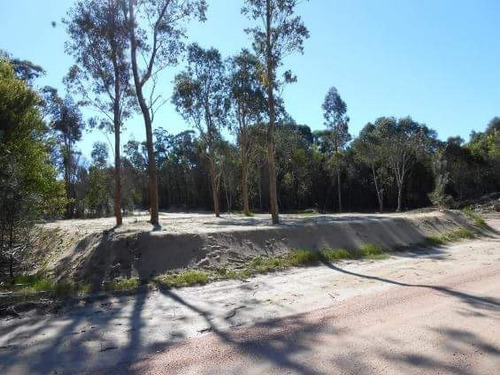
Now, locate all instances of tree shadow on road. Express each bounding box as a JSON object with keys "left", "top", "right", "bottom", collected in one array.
[
  {"left": 321, "top": 260, "right": 500, "bottom": 311},
  {"left": 152, "top": 285, "right": 330, "bottom": 375}
]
